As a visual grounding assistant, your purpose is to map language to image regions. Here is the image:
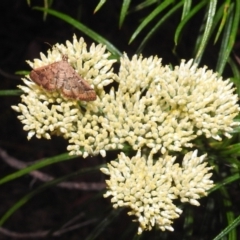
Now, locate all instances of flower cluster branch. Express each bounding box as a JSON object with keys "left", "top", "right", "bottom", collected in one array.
[
  {"left": 12, "top": 35, "right": 240, "bottom": 234},
  {"left": 101, "top": 150, "right": 213, "bottom": 234}
]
